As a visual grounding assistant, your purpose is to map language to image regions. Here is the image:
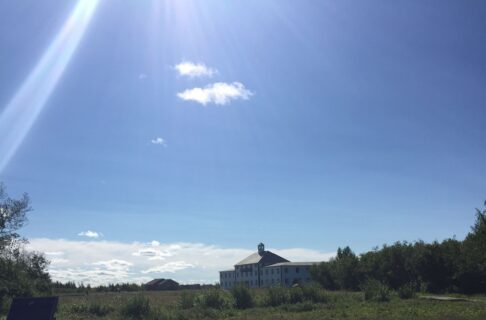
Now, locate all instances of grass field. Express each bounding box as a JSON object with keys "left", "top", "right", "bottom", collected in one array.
[{"left": 52, "top": 288, "right": 486, "bottom": 320}]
